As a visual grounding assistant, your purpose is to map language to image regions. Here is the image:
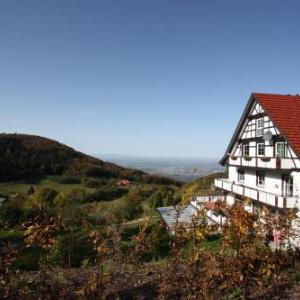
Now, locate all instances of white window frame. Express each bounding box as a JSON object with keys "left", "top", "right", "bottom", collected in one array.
[
  {"left": 276, "top": 142, "right": 286, "bottom": 158},
  {"left": 238, "top": 169, "right": 245, "bottom": 183},
  {"left": 257, "top": 143, "right": 265, "bottom": 156},
  {"left": 256, "top": 118, "right": 264, "bottom": 137},
  {"left": 256, "top": 171, "right": 265, "bottom": 187},
  {"left": 283, "top": 175, "right": 293, "bottom": 197},
  {"left": 243, "top": 144, "right": 250, "bottom": 157}
]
